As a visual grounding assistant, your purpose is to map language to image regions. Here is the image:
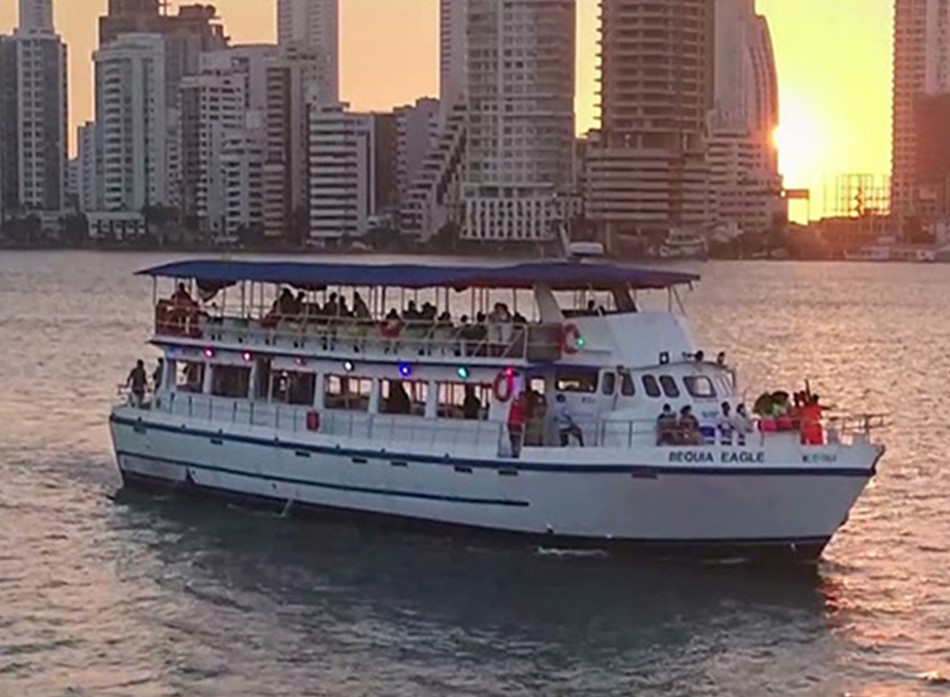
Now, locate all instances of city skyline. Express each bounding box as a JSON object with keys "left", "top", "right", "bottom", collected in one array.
[{"left": 0, "top": 0, "right": 892, "bottom": 215}]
